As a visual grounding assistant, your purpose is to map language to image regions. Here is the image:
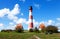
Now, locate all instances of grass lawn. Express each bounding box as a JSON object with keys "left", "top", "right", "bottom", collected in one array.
[{"left": 0, "top": 32, "right": 60, "bottom": 39}]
